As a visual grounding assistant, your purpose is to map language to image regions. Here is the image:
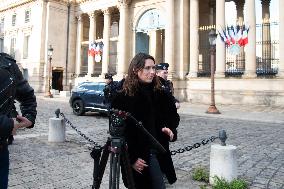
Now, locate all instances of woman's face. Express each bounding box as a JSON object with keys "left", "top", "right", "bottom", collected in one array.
[{"left": 137, "top": 58, "right": 156, "bottom": 83}]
